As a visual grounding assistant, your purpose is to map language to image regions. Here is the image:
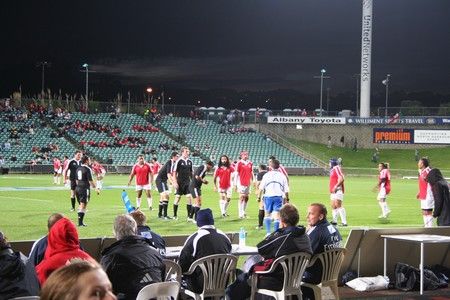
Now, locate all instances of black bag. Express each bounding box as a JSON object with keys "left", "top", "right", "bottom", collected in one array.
[{"left": 394, "top": 262, "right": 448, "bottom": 291}]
